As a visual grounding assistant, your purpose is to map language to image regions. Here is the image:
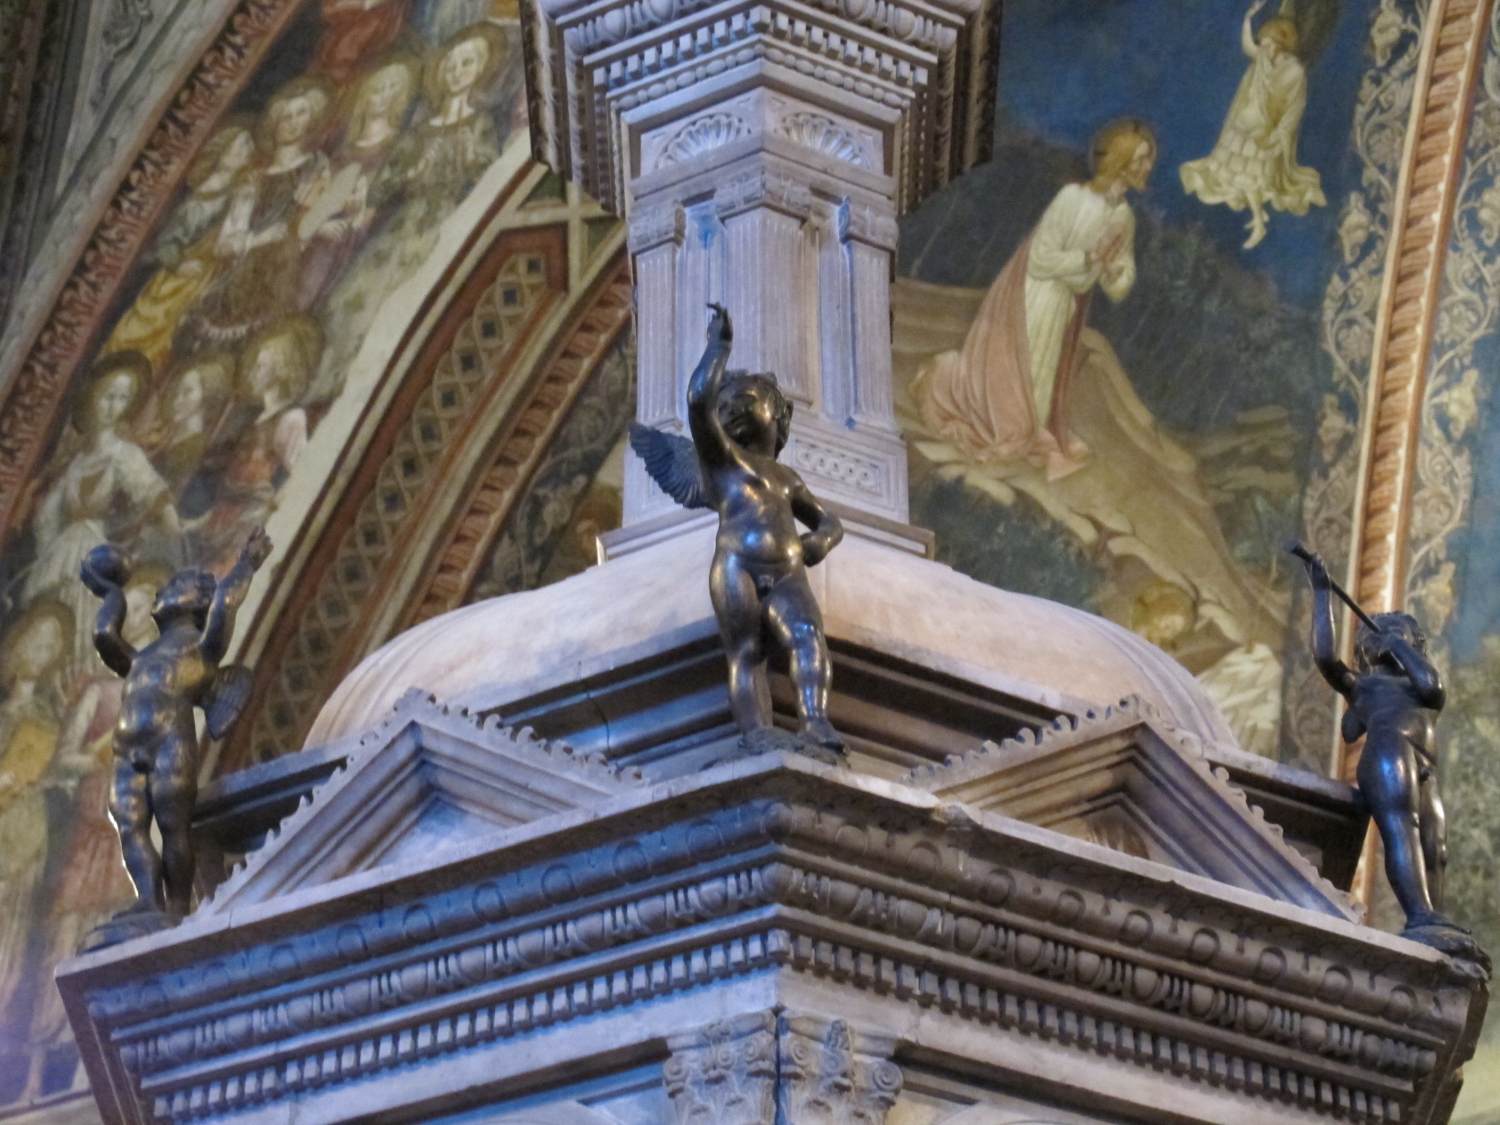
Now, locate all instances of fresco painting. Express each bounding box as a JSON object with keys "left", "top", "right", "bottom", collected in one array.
[
  {"left": 0, "top": 0, "right": 525, "bottom": 1103},
  {"left": 896, "top": 0, "right": 1418, "bottom": 764},
  {"left": 0, "top": 0, "right": 1456, "bottom": 1109}
]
